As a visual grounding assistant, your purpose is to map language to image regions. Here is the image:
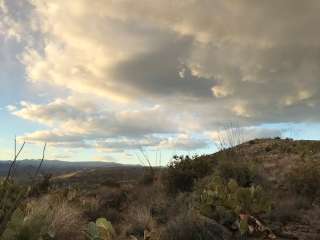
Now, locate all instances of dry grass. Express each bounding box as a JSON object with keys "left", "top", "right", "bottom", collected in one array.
[
  {"left": 26, "top": 195, "right": 86, "bottom": 240},
  {"left": 50, "top": 201, "right": 85, "bottom": 239}
]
